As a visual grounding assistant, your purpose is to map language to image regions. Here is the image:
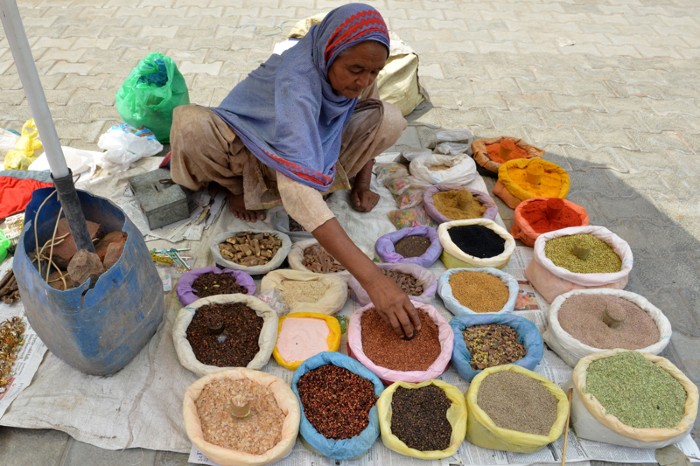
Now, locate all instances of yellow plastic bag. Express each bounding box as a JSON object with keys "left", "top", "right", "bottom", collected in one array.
[
  {"left": 3, "top": 119, "right": 43, "bottom": 170},
  {"left": 465, "top": 365, "right": 569, "bottom": 453},
  {"left": 273, "top": 312, "right": 341, "bottom": 370},
  {"left": 377, "top": 379, "right": 467, "bottom": 460}
]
